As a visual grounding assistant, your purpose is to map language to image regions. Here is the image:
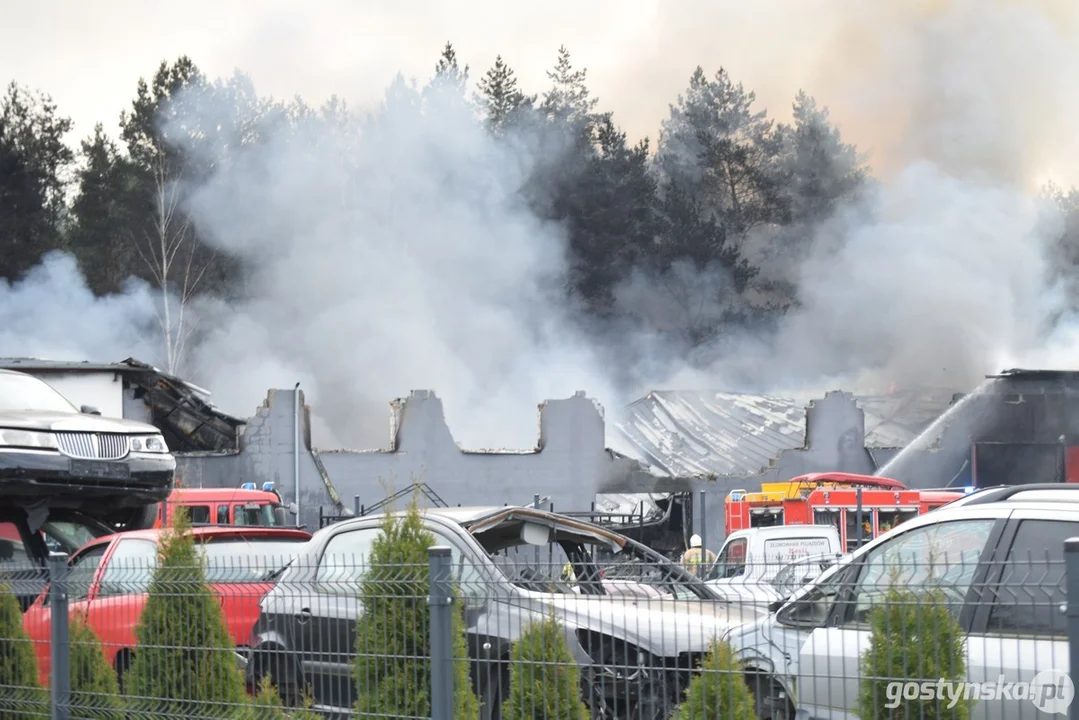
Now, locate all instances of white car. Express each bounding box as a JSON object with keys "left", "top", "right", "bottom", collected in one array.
[{"left": 724, "top": 484, "right": 1074, "bottom": 719}]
